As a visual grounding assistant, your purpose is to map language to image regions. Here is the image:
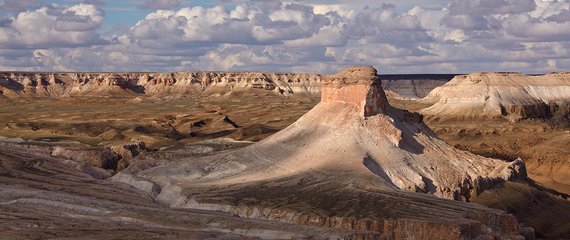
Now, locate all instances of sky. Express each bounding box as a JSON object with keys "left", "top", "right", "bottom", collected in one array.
[{"left": 0, "top": 0, "right": 569, "bottom": 73}]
